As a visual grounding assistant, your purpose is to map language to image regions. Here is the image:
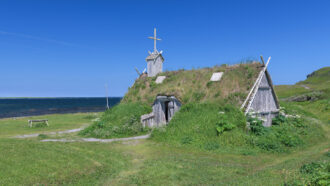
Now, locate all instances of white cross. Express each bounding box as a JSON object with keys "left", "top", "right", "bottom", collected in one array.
[{"left": 148, "top": 28, "right": 161, "bottom": 53}]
